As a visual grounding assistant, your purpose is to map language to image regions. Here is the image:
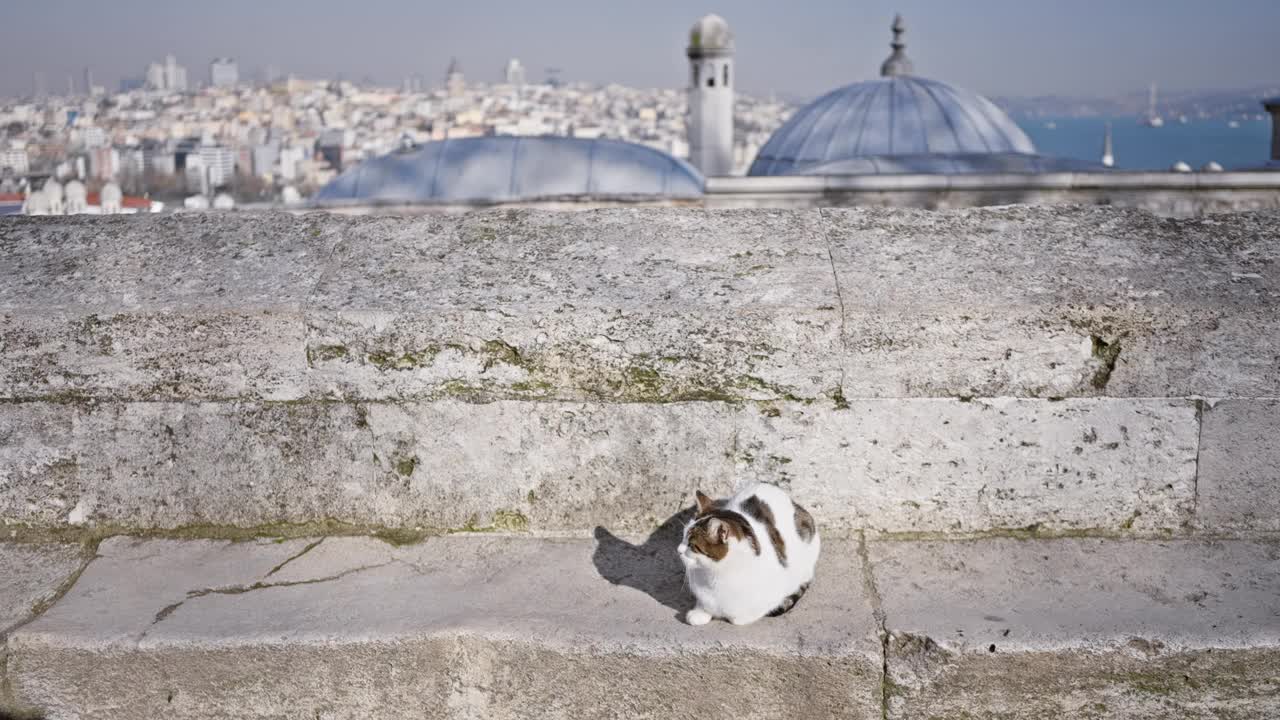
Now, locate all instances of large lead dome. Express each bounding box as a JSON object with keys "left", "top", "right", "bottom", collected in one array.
[
  {"left": 748, "top": 16, "right": 1041, "bottom": 177},
  {"left": 314, "top": 136, "right": 704, "bottom": 205}
]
